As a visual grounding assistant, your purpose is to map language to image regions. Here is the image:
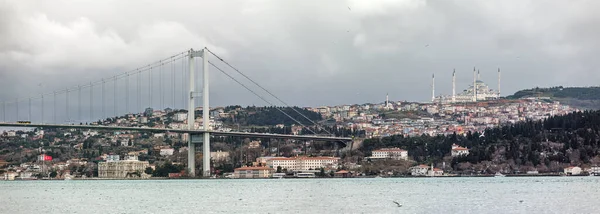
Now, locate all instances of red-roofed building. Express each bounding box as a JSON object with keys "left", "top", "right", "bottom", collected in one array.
[
  {"left": 451, "top": 144, "right": 470, "bottom": 157},
  {"left": 265, "top": 156, "right": 339, "bottom": 172},
  {"left": 234, "top": 166, "right": 274, "bottom": 178}
]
